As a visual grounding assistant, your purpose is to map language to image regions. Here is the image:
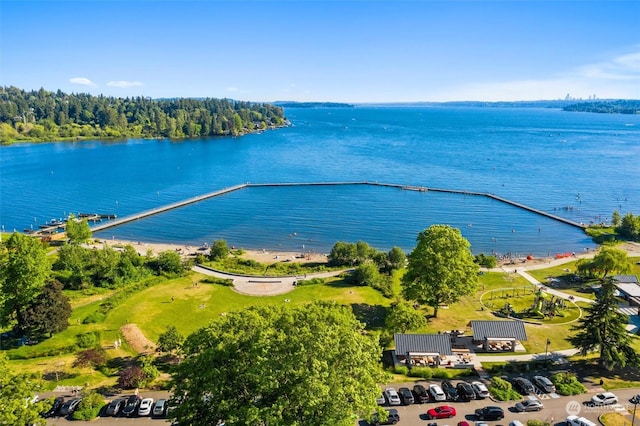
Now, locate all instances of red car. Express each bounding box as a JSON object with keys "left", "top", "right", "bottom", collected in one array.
[{"left": 427, "top": 405, "right": 457, "bottom": 419}]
